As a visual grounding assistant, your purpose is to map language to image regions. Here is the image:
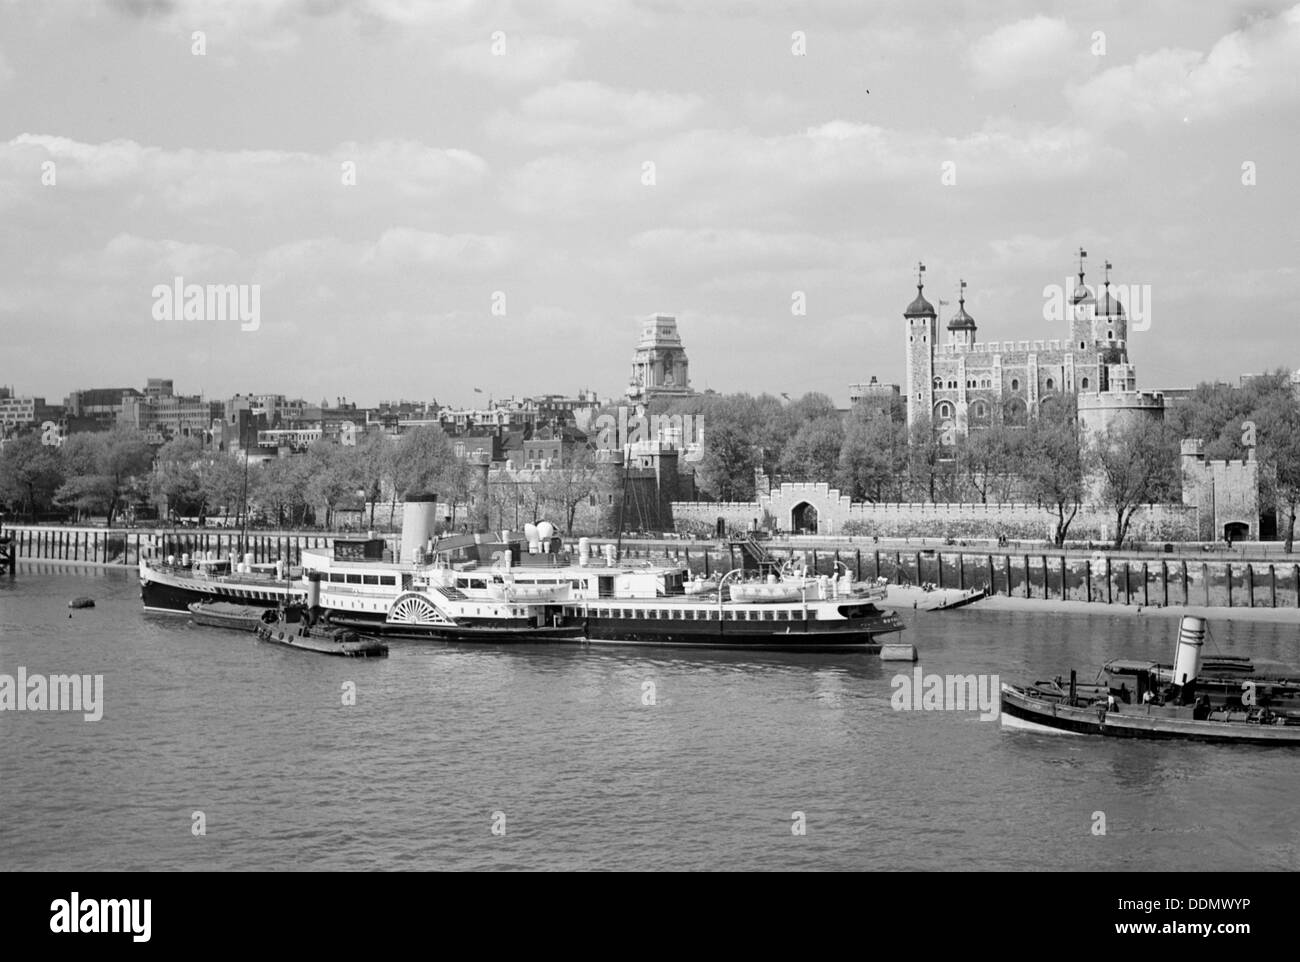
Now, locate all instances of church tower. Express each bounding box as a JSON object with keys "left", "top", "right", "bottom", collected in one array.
[{"left": 904, "top": 261, "right": 937, "bottom": 432}]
